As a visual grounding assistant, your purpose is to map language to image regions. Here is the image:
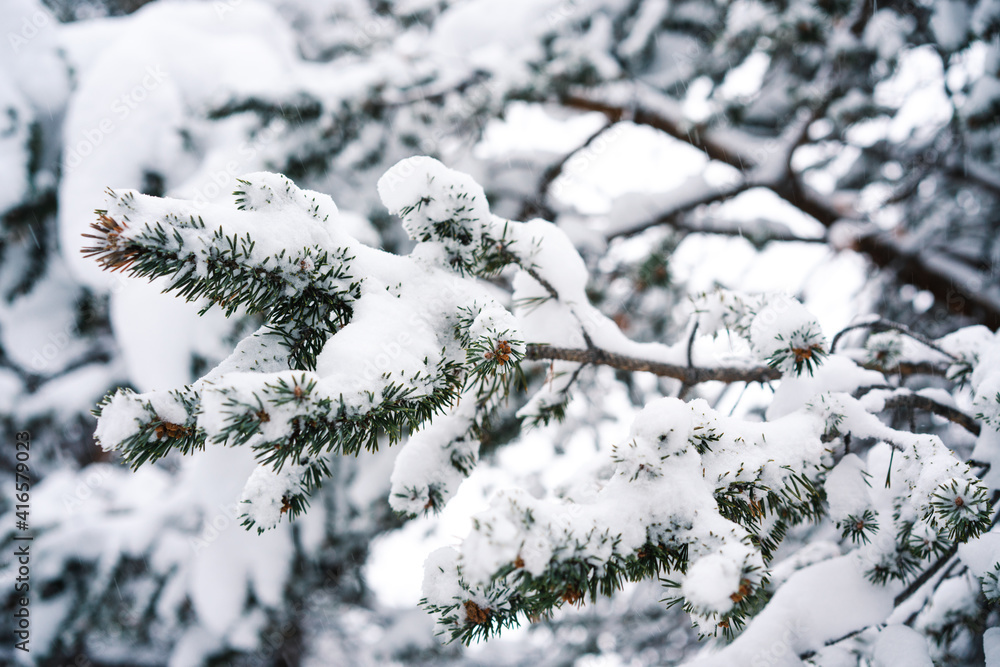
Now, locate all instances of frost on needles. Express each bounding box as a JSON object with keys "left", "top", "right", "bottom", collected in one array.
[{"left": 84, "top": 157, "right": 996, "bottom": 653}]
